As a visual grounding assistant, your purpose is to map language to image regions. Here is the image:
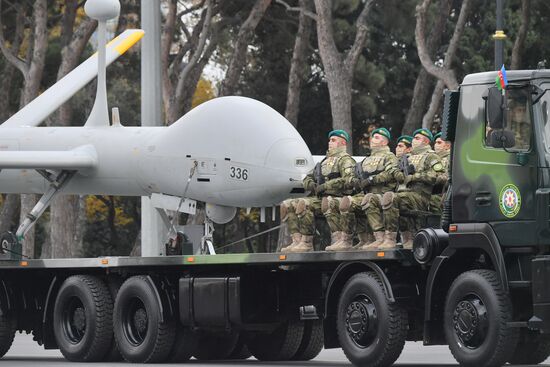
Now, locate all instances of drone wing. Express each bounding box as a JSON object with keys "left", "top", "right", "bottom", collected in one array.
[
  {"left": 1, "top": 29, "right": 144, "bottom": 129},
  {"left": 0, "top": 145, "right": 97, "bottom": 170}
]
